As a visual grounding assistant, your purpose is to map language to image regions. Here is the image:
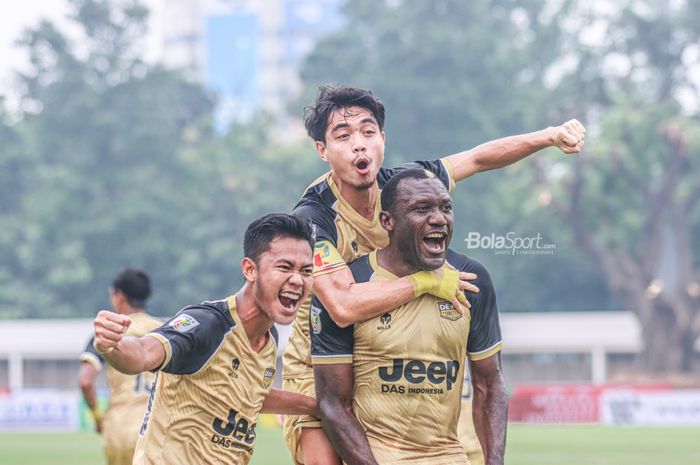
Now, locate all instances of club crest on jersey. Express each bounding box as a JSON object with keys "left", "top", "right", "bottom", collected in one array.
[
  {"left": 438, "top": 301, "right": 462, "bottom": 321},
  {"left": 310, "top": 305, "right": 322, "bottom": 334},
  {"left": 263, "top": 368, "right": 275, "bottom": 388},
  {"left": 377, "top": 312, "right": 392, "bottom": 330},
  {"left": 168, "top": 313, "right": 200, "bottom": 332}
]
